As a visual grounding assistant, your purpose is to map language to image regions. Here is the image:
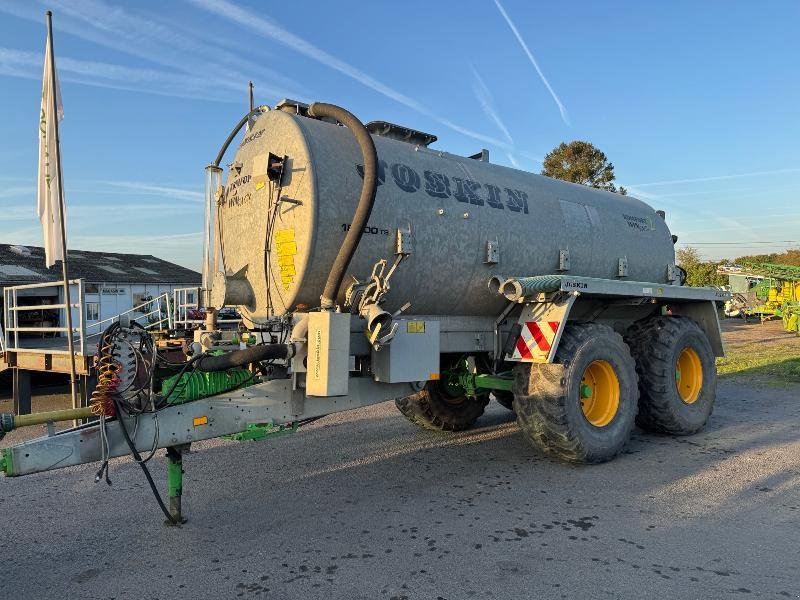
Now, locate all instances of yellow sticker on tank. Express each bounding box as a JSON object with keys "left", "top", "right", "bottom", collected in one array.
[
  {"left": 253, "top": 174, "right": 267, "bottom": 191},
  {"left": 407, "top": 321, "right": 425, "bottom": 333},
  {"left": 274, "top": 229, "right": 297, "bottom": 290},
  {"left": 277, "top": 241, "right": 297, "bottom": 256},
  {"left": 275, "top": 229, "right": 295, "bottom": 243}
]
